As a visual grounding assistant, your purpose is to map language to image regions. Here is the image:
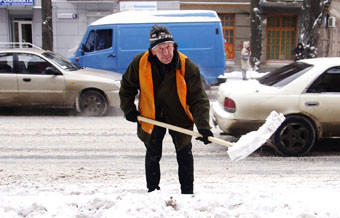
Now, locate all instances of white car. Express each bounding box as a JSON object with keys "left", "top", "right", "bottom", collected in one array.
[
  {"left": 0, "top": 48, "right": 121, "bottom": 116},
  {"left": 213, "top": 57, "right": 340, "bottom": 156}
]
